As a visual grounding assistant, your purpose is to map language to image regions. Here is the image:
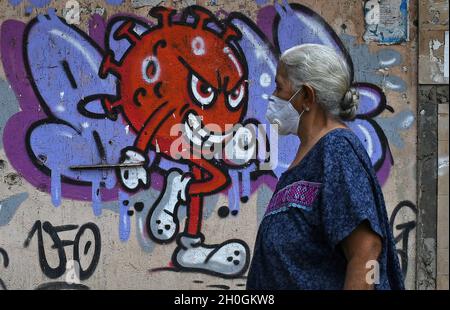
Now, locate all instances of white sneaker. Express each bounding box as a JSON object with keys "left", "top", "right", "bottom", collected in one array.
[{"left": 172, "top": 233, "right": 250, "bottom": 278}]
